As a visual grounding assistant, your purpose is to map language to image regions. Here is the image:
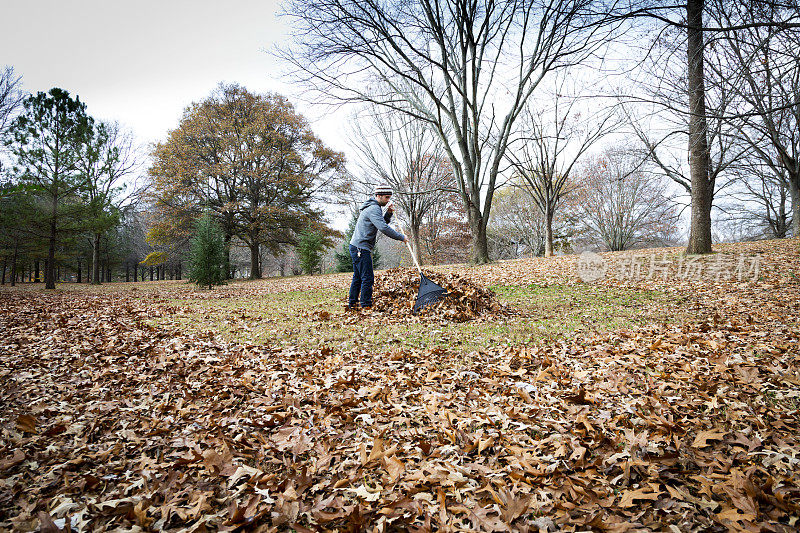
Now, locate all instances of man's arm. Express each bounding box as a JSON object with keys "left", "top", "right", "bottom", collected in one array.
[{"left": 367, "top": 206, "right": 404, "bottom": 241}]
